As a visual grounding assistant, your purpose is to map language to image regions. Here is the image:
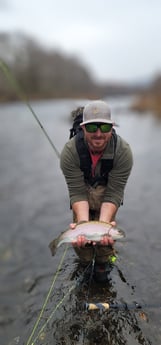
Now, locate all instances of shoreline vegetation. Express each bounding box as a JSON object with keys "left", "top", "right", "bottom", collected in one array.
[
  {"left": 130, "top": 73, "right": 161, "bottom": 118},
  {"left": 0, "top": 32, "right": 161, "bottom": 118},
  {"left": 130, "top": 91, "right": 161, "bottom": 117}
]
